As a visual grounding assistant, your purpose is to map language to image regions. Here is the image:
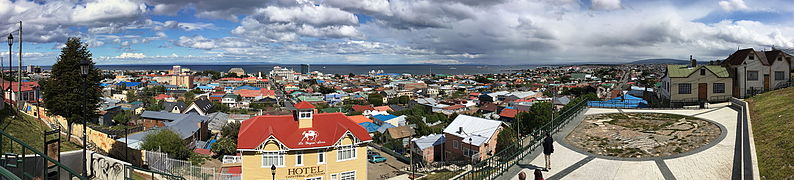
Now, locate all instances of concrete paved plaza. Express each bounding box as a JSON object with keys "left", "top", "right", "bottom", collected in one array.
[{"left": 503, "top": 103, "right": 760, "bottom": 180}]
